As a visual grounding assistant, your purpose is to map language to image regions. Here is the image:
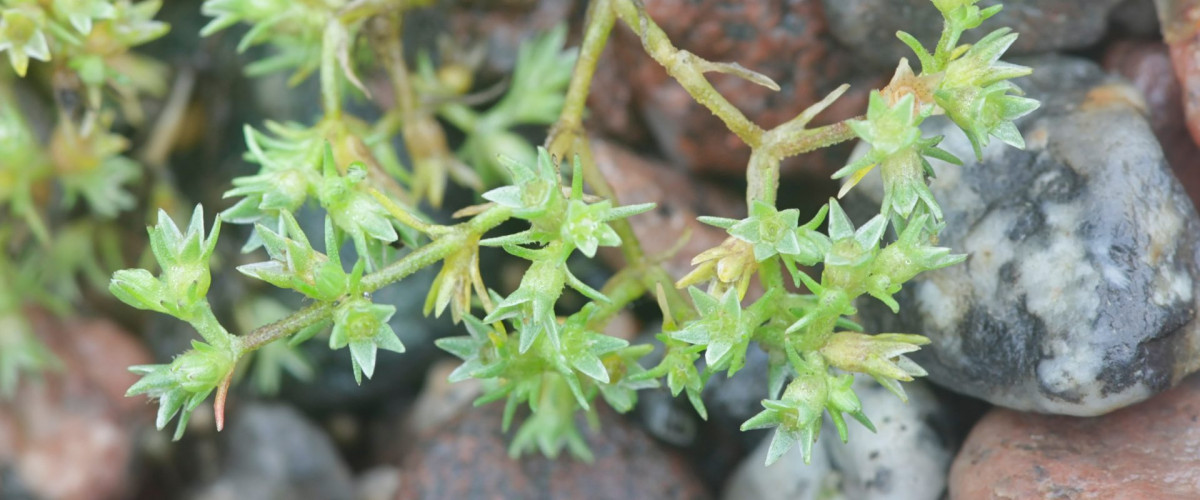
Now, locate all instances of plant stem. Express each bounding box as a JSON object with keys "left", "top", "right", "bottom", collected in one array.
[
  {"left": 321, "top": 20, "right": 344, "bottom": 119},
  {"left": 237, "top": 301, "right": 334, "bottom": 354},
  {"left": 190, "top": 302, "right": 234, "bottom": 351},
  {"left": 557, "top": 0, "right": 615, "bottom": 134},
  {"left": 610, "top": 0, "right": 762, "bottom": 147},
  {"left": 237, "top": 206, "right": 513, "bottom": 354},
  {"left": 543, "top": 0, "right": 693, "bottom": 320}
]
